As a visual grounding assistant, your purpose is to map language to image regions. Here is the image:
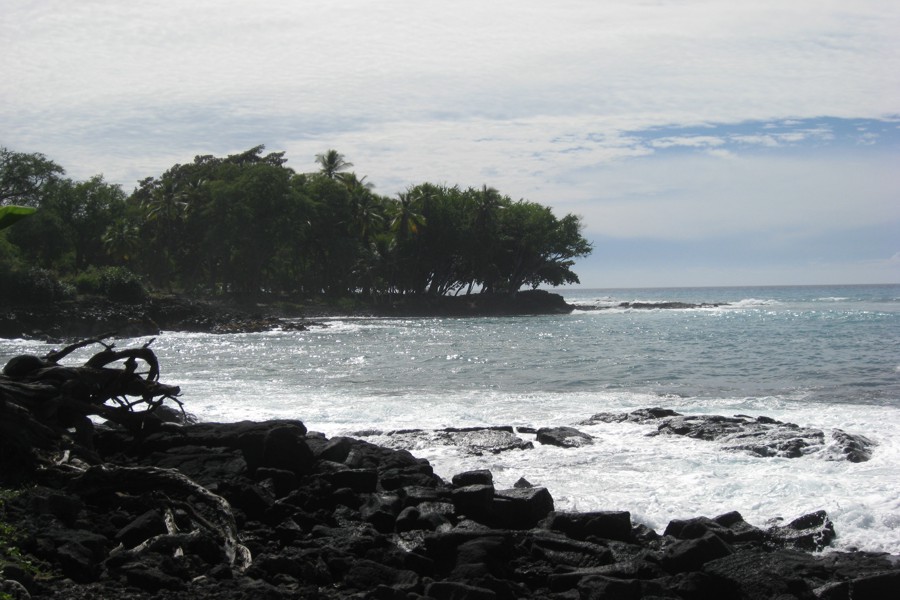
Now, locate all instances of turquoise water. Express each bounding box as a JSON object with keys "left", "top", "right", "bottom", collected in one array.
[{"left": 2, "top": 284, "right": 899, "bottom": 552}]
